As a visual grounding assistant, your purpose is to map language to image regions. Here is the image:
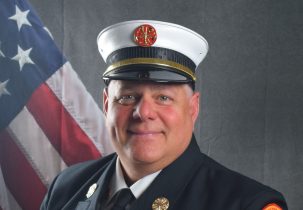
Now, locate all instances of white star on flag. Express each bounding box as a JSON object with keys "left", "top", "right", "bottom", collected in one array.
[
  {"left": 0, "top": 79, "right": 11, "bottom": 98},
  {"left": 0, "top": 41, "right": 4, "bottom": 57},
  {"left": 12, "top": 45, "right": 35, "bottom": 70},
  {"left": 9, "top": 5, "right": 32, "bottom": 31},
  {"left": 43, "top": 27, "right": 54, "bottom": 40}
]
